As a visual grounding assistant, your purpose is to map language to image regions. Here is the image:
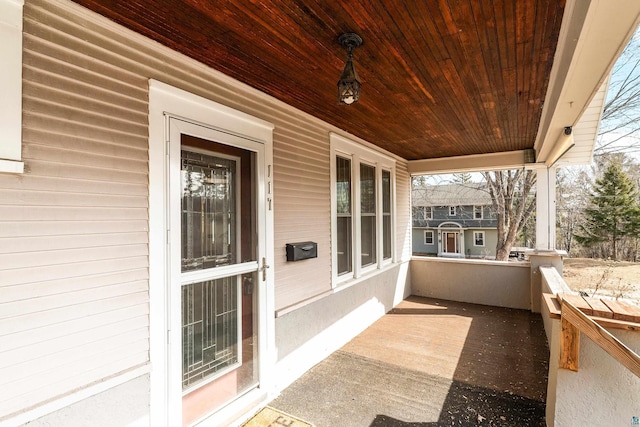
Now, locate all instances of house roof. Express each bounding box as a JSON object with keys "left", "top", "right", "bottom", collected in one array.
[
  {"left": 412, "top": 183, "right": 492, "bottom": 207},
  {"left": 70, "top": 1, "right": 640, "bottom": 166}
]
